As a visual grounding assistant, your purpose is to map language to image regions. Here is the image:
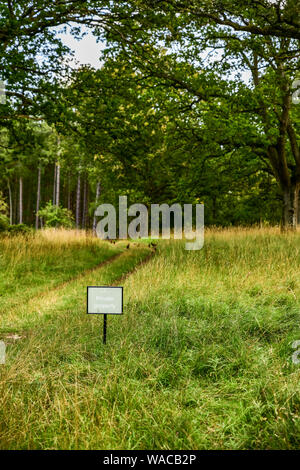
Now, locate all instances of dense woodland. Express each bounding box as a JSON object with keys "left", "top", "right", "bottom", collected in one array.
[{"left": 0, "top": 0, "right": 299, "bottom": 230}]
